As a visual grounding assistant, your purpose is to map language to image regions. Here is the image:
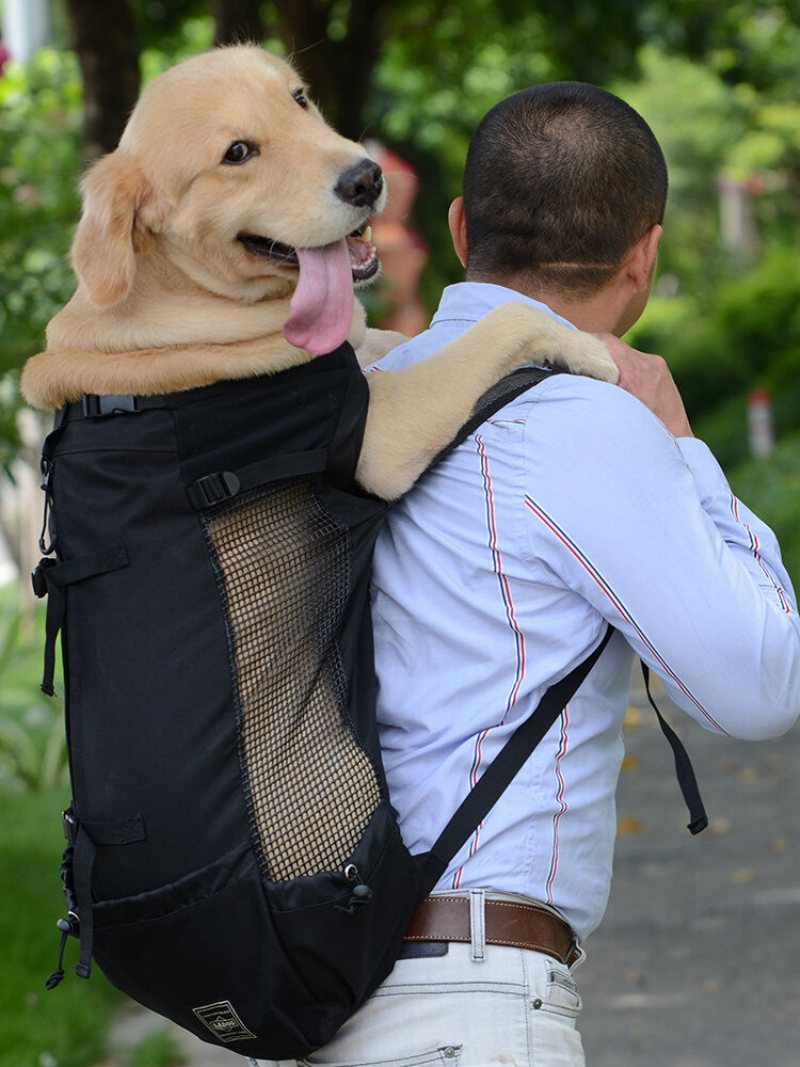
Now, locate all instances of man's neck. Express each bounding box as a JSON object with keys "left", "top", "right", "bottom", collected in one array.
[{"left": 464, "top": 273, "right": 631, "bottom": 337}]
